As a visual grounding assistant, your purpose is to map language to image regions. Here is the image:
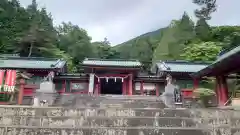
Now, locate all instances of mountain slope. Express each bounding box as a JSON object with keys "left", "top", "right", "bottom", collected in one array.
[
  {"left": 112, "top": 27, "right": 167, "bottom": 70},
  {"left": 114, "top": 14, "right": 196, "bottom": 69},
  {"left": 114, "top": 27, "right": 167, "bottom": 50}
]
